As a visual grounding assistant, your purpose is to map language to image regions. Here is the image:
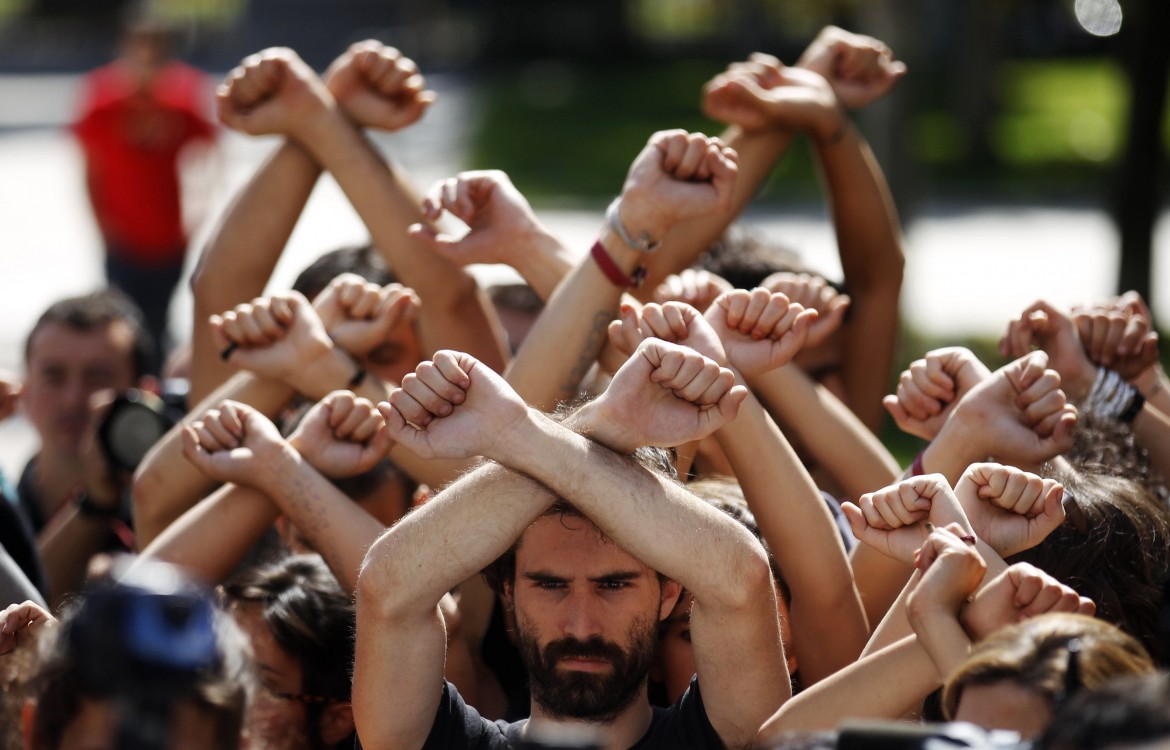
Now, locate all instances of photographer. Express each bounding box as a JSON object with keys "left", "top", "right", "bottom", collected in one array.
[{"left": 14, "top": 289, "right": 161, "bottom": 607}]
